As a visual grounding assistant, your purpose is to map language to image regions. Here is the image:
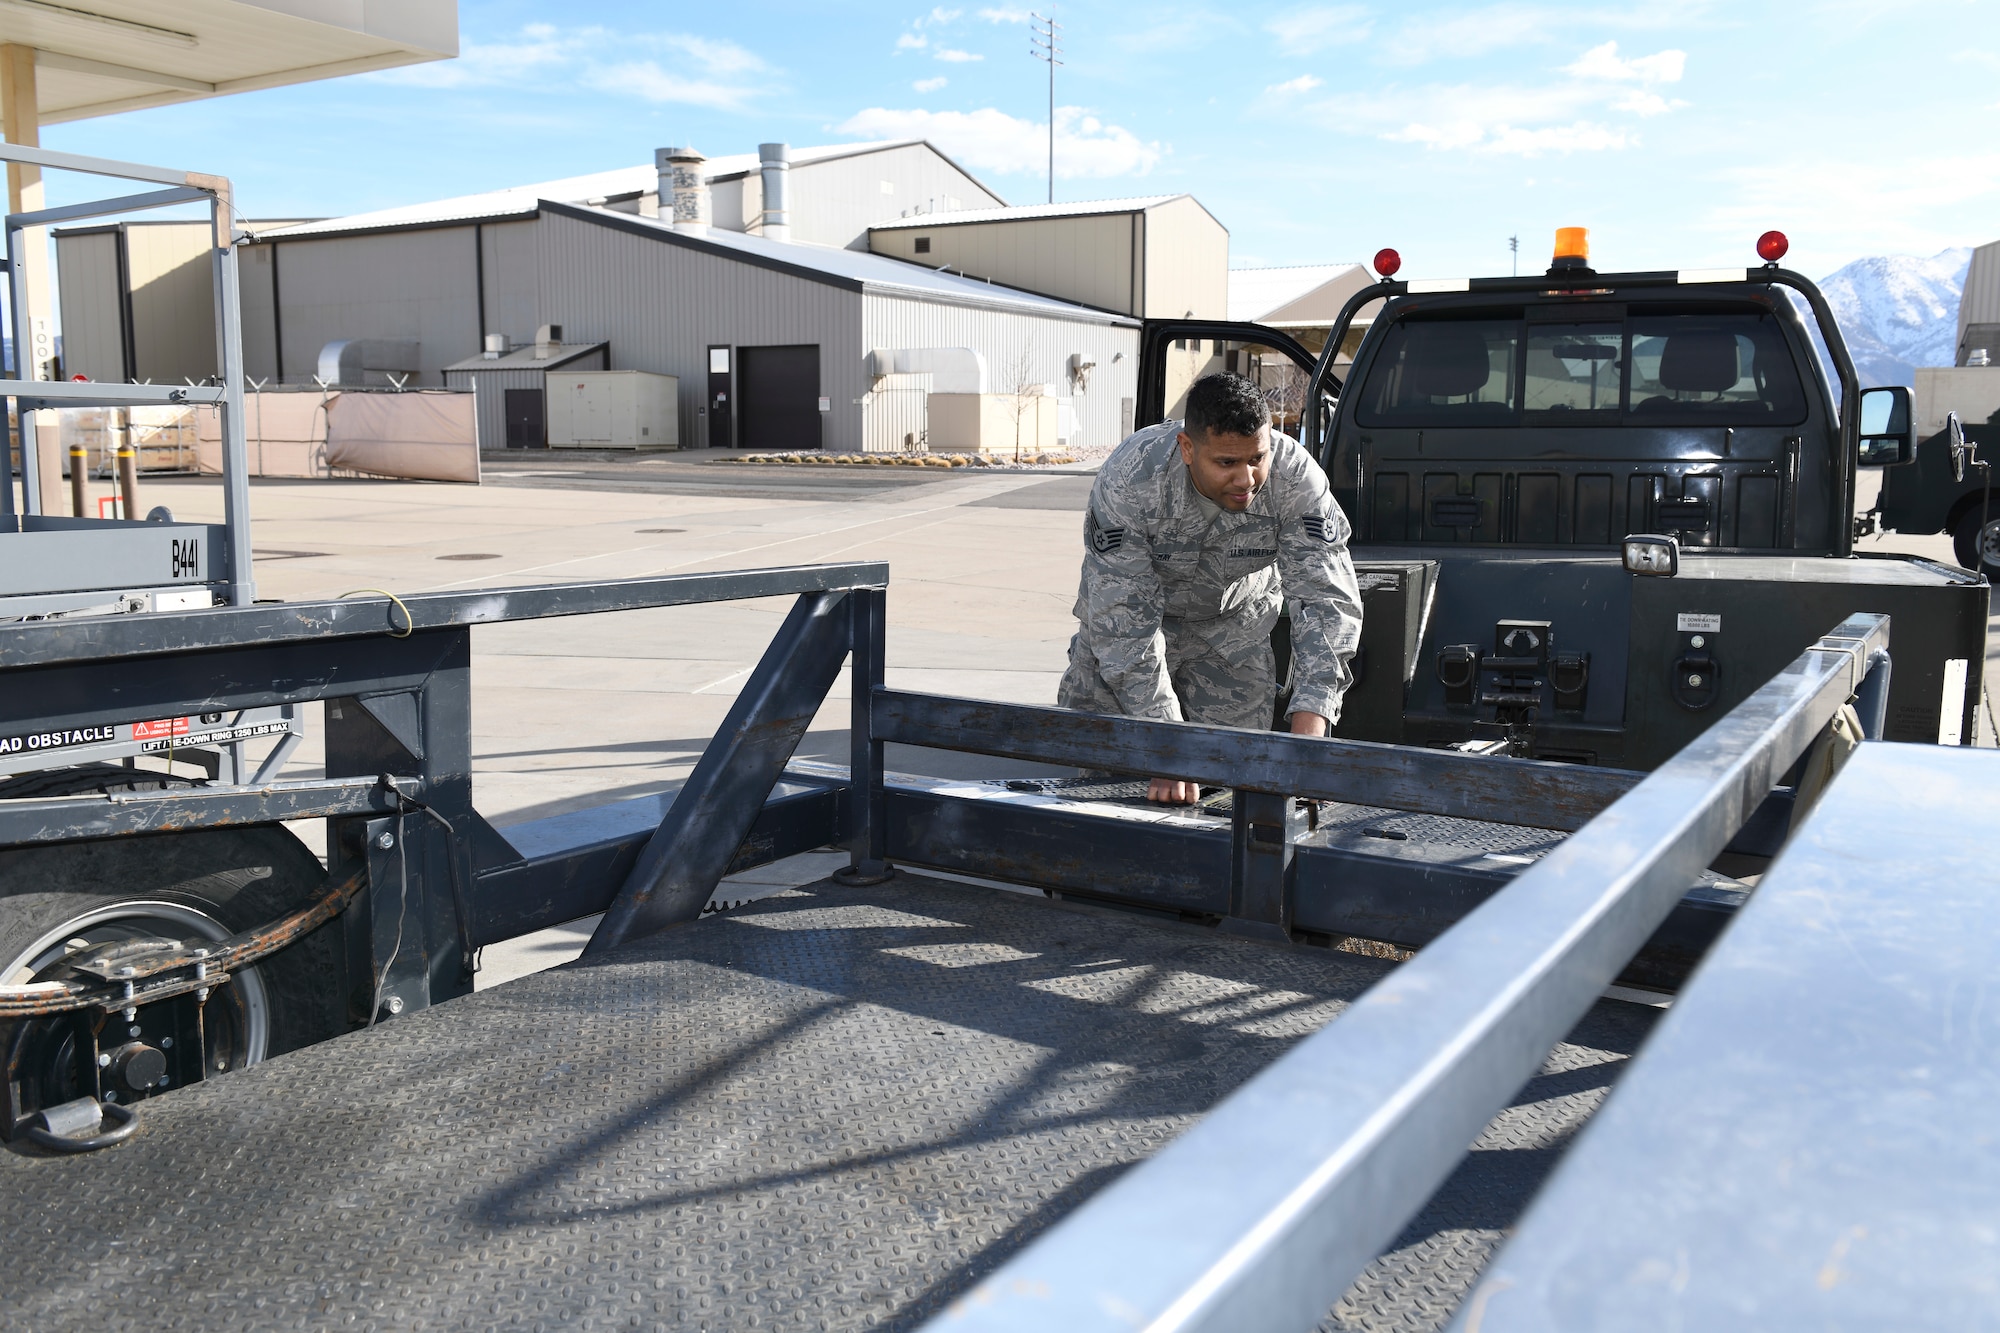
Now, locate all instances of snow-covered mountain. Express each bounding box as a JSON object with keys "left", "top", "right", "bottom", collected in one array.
[{"left": 1815, "top": 247, "right": 1971, "bottom": 387}]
